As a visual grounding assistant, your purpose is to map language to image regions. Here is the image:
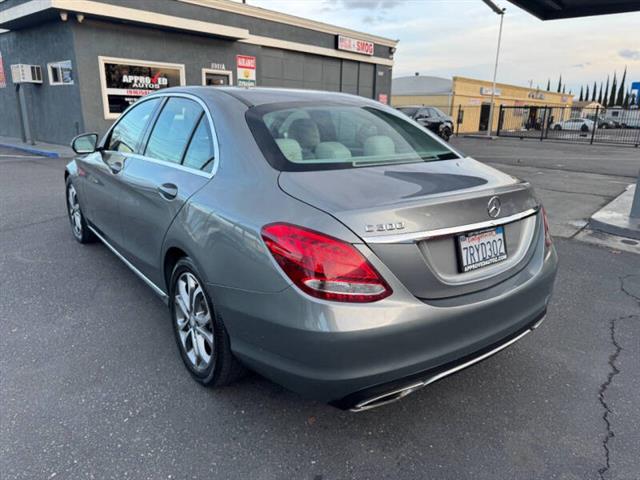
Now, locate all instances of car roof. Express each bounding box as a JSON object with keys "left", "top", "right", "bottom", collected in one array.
[{"left": 160, "top": 86, "right": 379, "bottom": 107}]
